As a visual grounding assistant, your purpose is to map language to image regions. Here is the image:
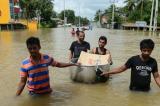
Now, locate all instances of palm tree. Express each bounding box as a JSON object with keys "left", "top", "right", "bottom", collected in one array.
[
  {"left": 136, "top": 0, "right": 152, "bottom": 21},
  {"left": 135, "top": 0, "right": 144, "bottom": 20},
  {"left": 124, "top": 0, "right": 136, "bottom": 12}
]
